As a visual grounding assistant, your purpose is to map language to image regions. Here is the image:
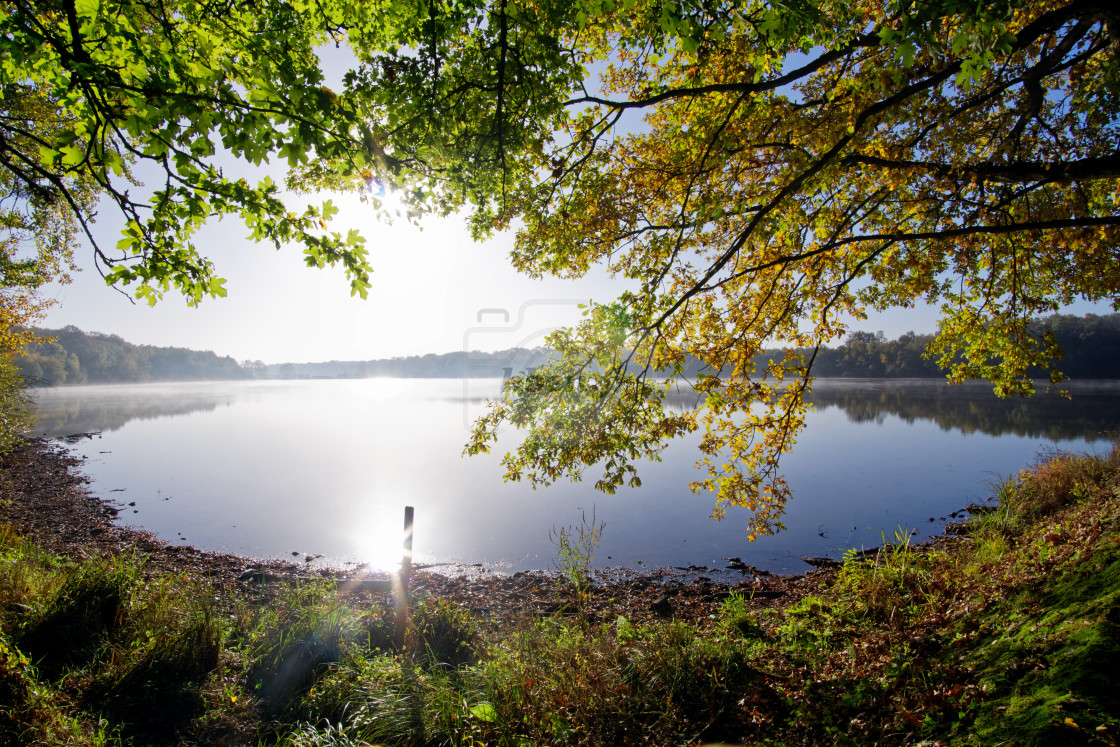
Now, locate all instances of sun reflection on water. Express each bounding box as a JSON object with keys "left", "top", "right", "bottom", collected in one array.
[
  {"left": 356, "top": 377, "right": 410, "bottom": 403},
  {"left": 349, "top": 506, "right": 412, "bottom": 573}
]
